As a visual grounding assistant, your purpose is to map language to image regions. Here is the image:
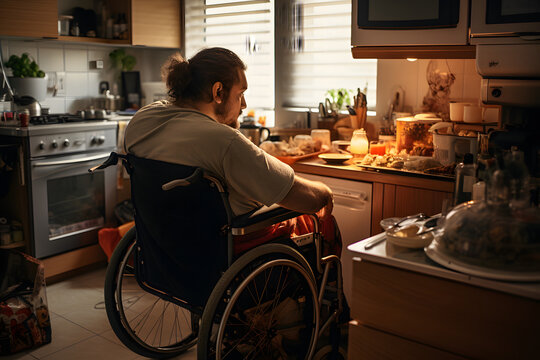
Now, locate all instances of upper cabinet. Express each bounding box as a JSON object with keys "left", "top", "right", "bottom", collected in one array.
[
  {"left": 131, "top": 0, "right": 181, "bottom": 48},
  {"left": 351, "top": 0, "right": 475, "bottom": 59},
  {"left": 0, "top": 0, "right": 181, "bottom": 48},
  {"left": 0, "top": 0, "right": 58, "bottom": 39}
]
